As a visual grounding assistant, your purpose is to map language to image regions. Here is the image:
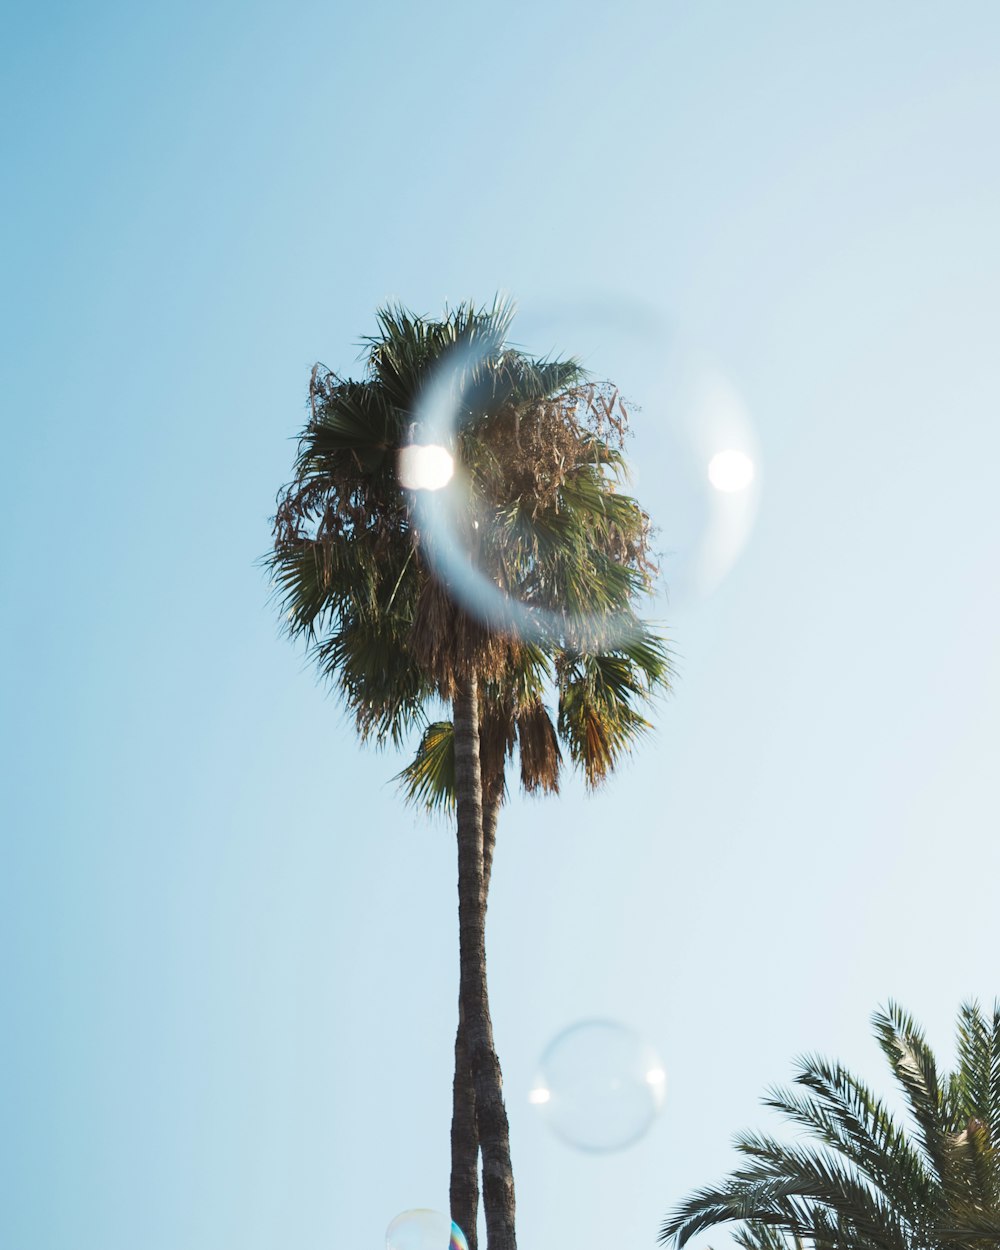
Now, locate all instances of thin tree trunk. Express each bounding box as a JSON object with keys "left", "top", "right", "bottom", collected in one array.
[
  {"left": 453, "top": 674, "right": 516, "bottom": 1250},
  {"left": 450, "top": 777, "right": 502, "bottom": 1250},
  {"left": 482, "top": 774, "right": 500, "bottom": 897},
  {"left": 450, "top": 1003, "right": 478, "bottom": 1250}
]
